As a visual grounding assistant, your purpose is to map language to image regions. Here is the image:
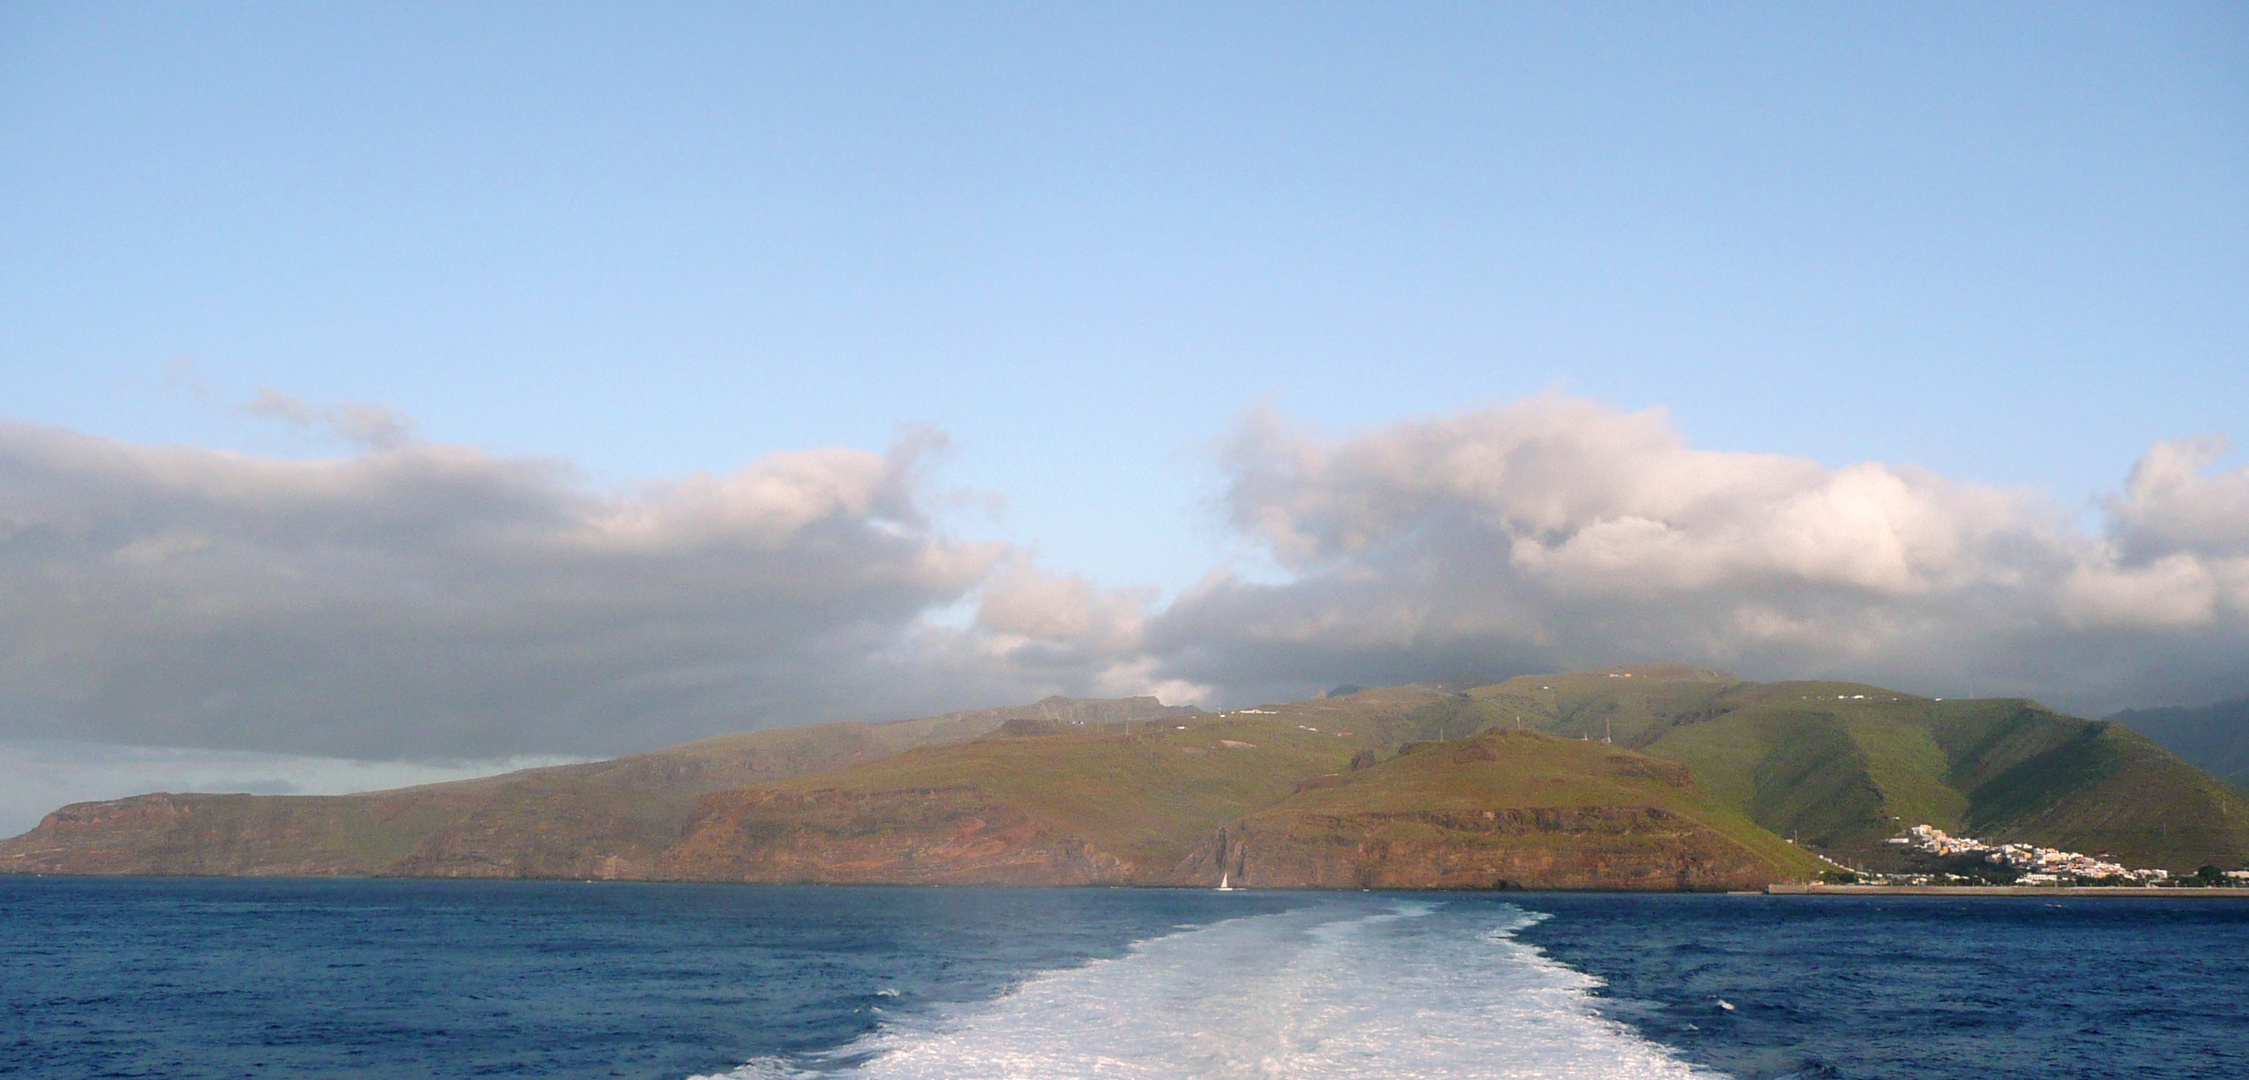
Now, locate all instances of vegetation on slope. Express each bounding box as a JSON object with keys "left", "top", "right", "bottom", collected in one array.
[
  {"left": 2111, "top": 699, "right": 2249, "bottom": 790},
  {"left": 1172, "top": 729, "right": 1824, "bottom": 890},
  {"left": 11, "top": 668, "right": 2245, "bottom": 883},
  {"left": 662, "top": 700, "right": 1815, "bottom": 888},
  {"left": 661, "top": 691, "right": 1455, "bottom": 883},
  {"left": 1353, "top": 666, "right": 2249, "bottom": 871},
  {"left": 0, "top": 696, "right": 1192, "bottom": 877}
]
